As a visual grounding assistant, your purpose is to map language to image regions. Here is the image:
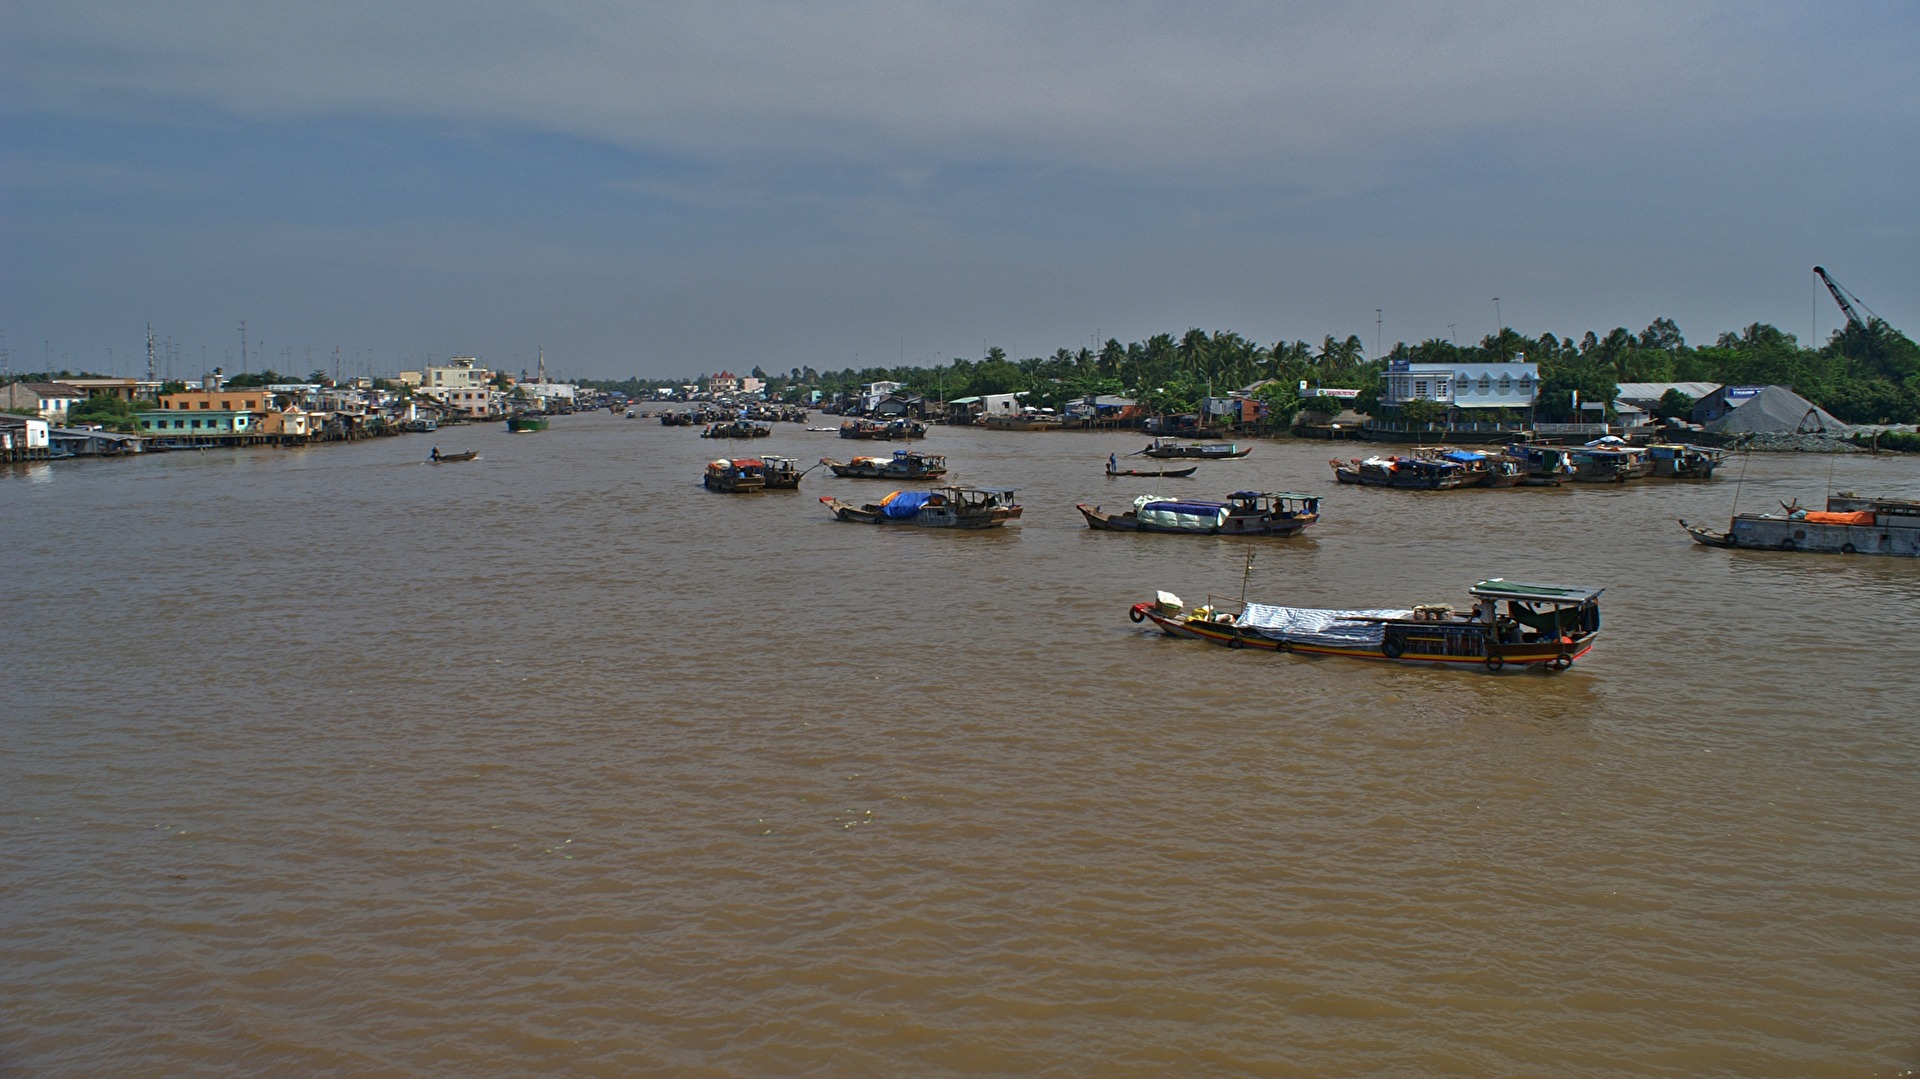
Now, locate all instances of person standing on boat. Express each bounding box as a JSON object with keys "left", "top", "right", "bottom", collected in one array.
[
  {"left": 1109, "top": 453, "right": 1118, "bottom": 473},
  {"left": 430, "top": 446, "right": 440, "bottom": 461}
]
